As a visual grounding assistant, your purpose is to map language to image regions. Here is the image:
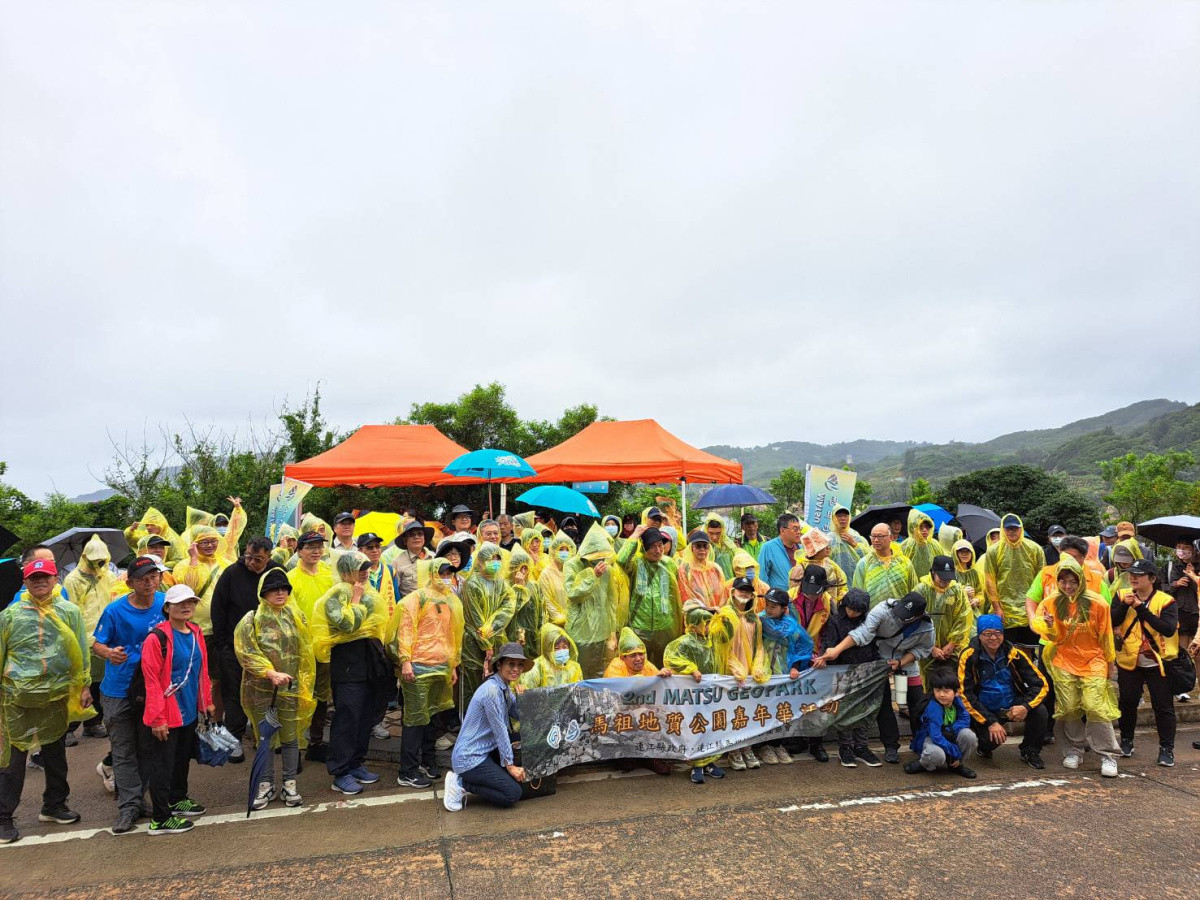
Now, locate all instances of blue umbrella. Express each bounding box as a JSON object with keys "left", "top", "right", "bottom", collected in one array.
[
  {"left": 247, "top": 683, "right": 285, "bottom": 817},
  {"left": 516, "top": 485, "right": 601, "bottom": 518},
  {"left": 443, "top": 449, "right": 536, "bottom": 518},
  {"left": 694, "top": 484, "right": 777, "bottom": 510},
  {"left": 914, "top": 503, "right": 953, "bottom": 531}
]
